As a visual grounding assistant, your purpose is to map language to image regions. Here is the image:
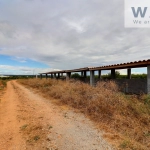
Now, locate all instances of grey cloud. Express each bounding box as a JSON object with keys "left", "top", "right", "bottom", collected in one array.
[
  {"left": 0, "top": 0, "right": 150, "bottom": 73},
  {"left": 0, "top": 65, "right": 53, "bottom": 75},
  {"left": 0, "top": 21, "right": 16, "bottom": 38}
]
